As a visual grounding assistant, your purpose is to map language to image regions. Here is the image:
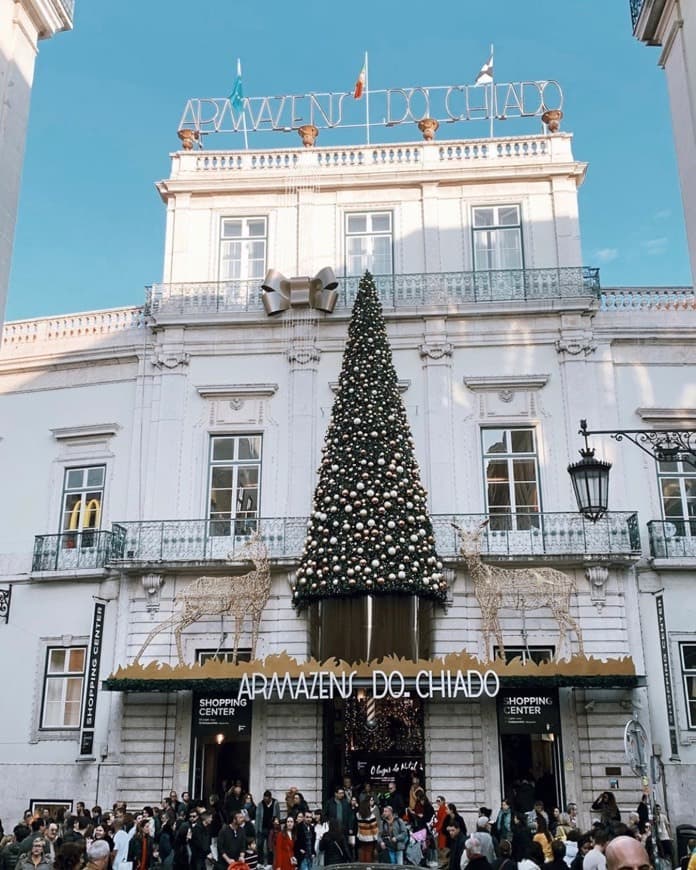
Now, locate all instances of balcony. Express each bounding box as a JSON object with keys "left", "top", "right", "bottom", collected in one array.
[
  {"left": 647, "top": 520, "right": 696, "bottom": 559},
  {"left": 630, "top": 0, "right": 646, "bottom": 28},
  {"left": 109, "top": 517, "right": 309, "bottom": 564},
  {"left": 32, "top": 530, "right": 119, "bottom": 573},
  {"left": 146, "top": 267, "right": 600, "bottom": 318},
  {"left": 433, "top": 512, "right": 640, "bottom": 560},
  {"left": 104, "top": 511, "right": 639, "bottom": 567}
]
